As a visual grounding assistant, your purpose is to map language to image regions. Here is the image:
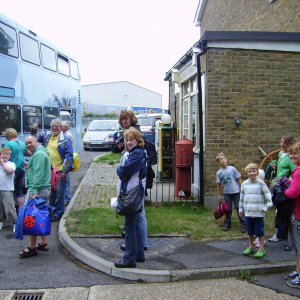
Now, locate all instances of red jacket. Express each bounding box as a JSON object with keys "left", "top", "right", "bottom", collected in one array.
[{"left": 284, "top": 166, "right": 300, "bottom": 219}]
